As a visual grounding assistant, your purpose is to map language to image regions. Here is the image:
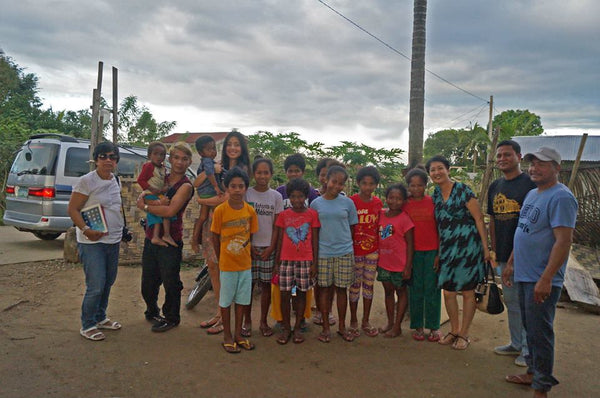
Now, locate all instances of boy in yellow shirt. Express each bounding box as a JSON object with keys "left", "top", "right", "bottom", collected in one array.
[{"left": 211, "top": 168, "right": 259, "bottom": 353}]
